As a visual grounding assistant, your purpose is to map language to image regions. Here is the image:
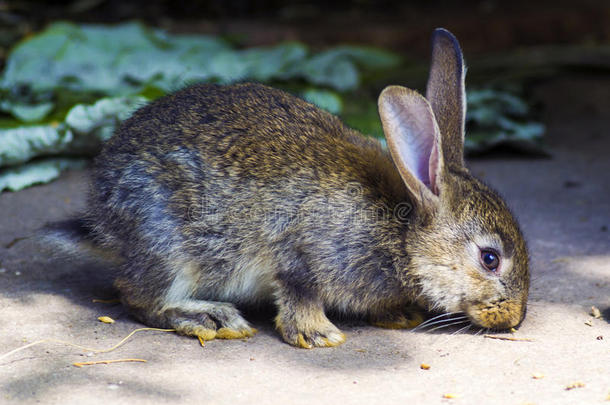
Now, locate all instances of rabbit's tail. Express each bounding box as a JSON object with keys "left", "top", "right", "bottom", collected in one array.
[{"left": 41, "top": 218, "right": 123, "bottom": 264}]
